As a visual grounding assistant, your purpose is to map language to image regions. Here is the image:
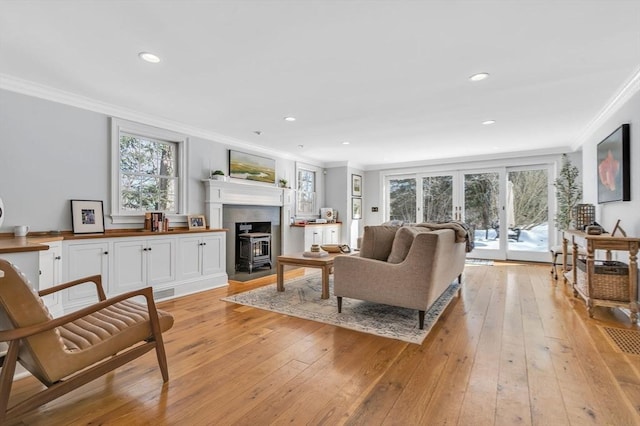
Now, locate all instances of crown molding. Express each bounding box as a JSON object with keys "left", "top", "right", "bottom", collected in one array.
[
  {"left": 572, "top": 67, "right": 640, "bottom": 150},
  {"left": 0, "top": 73, "right": 315, "bottom": 164}
]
